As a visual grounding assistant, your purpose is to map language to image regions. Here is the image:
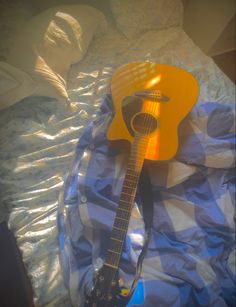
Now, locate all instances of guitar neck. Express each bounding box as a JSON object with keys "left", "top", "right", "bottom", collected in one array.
[{"left": 105, "top": 134, "right": 149, "bottom": 269}]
